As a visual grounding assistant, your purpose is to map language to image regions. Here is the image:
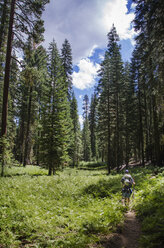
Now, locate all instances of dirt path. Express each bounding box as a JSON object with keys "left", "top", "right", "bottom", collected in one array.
[
  {"left": 120, "top": 211, "right": 141, "bottom": 248},
  {"left": 90, "top": 211, "right": 141, "bottom": 248}
]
